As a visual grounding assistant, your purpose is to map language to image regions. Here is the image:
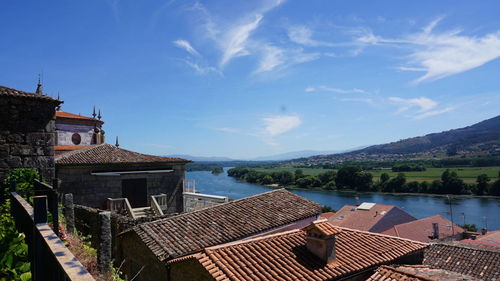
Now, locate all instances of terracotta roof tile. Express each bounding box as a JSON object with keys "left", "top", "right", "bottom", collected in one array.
[
  {"left": 423, "top": 243, "right": 500, "bottom": 281},
  {"left": 366, "top": 265, "right": 436, "bottom": 281},
  {"left": 54, "top": 145, "right": 88, "bottom": 151},
  {"left": 190, "top": 223, "right": 427, "bottom": 281},
  {"left": 56, "top": 111, "right": 103, "bottom": 123},
  {"left": 134, "top": 189, "right": 322, "bottom": 261},
  {"left": 381, "top": 215, "right": 464, "bottom": 242},
  {"left": 393, "top": 265, "right": 481, "bottom": 281},
  {"left": 0, "top": 85, "right": 62, "bottom": 103},
  {"left": 301, "top": 219, "right": 342, "bottom": 236},
  {"left": 327, "top": 203, "right": 416, "bottom": 232},
  {"left": 55, "top": 143, "right": 188, "bottom": 165}
]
